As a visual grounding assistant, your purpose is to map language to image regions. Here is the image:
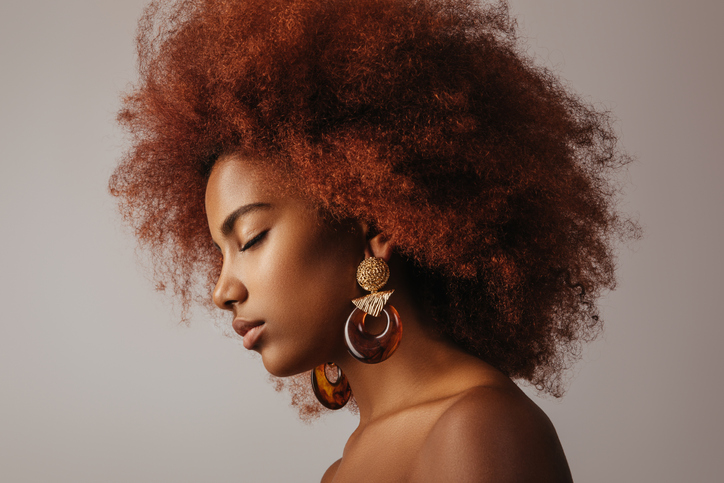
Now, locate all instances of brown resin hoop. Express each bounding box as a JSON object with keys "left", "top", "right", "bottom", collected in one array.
[
  {"left": 344, "top": 305, "right": 403, "bottom": 364},
  {"left": 311, "top": 363, "right": 351, "bottom": 410}
]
